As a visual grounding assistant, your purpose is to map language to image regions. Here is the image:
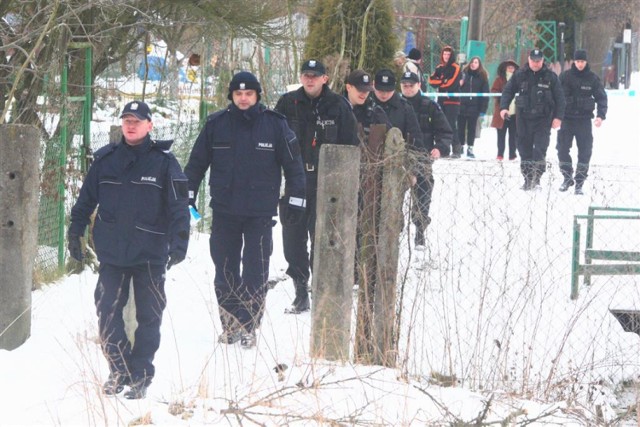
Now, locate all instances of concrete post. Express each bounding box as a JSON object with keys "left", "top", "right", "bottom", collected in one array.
[
  {"left": 0, "top": 125, "right": 40, "bottom": 350},
  {"left": 372, "top": 128, "right": 405, "bottom": 367},
  {"left": 310, "top": 144, "right": 360, "bottom": 361}
]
